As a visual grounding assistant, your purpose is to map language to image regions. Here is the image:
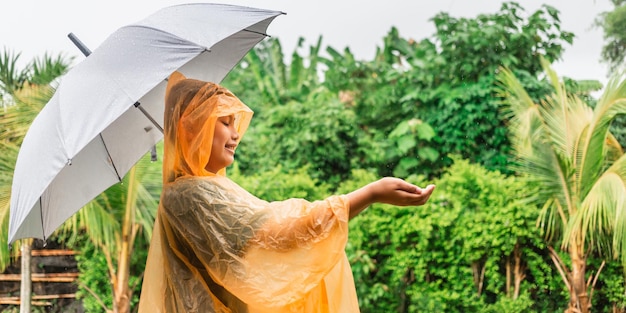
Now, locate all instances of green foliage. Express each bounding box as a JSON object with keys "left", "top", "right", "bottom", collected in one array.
[
  {"left": 429, "top": 2, "right": 573, "bottom": 81},
  {"left": 225, "top": 36, "right": 364, "bottom": 186},
  {"left": 223, "top": 37, "right": 325, "bottom": 111},
  {"left": 0, "top": 52, "right": 71, "bottom": 271},
  {"left": 498, "top": 57, "right": 626, "bottom": 311},
  {"left": 229, "top": 163, "right": 330, "bottom": 201},
  {"left": 422, "top": 76, "right": 512, "bottom": 174},
  {"left": 4, "top": 1, "right": 626, "bottom": 311},
  {"left": 74, "top": 241, "right": 113, "bottom": 312},
  {"left": 0, "top": 49, "right": 29, "bottom": 101},
  {"left": 0, "top": 142, "right": 18, "bottom": 270},
  {"left": 387, "top": 118, "right": 438, "bottom": 177},
  {"left": 321, "top": 2, "right": 573, "bottom": 179},
  {"left": 588, "top": 259, "right": 626, "bottom": 312},
  {"left": 596, "top": 2, "right": 626, "bottom": 74},
  {"left": 0, "top": 49, "right": 72, "bottom": 105},
  {"left": 342, "top": 159, "right": 555, "bottom": 312},
  {"left": 611, "top": 114, "right": 626, "bottom": 149},
  {"left": 74, "top": 236, "right": 148, "bottom": 313},
  {"left": 235, "top": 88, "right": 360, "bottom": 186},
  {"left": 481, "top": 292, "right": 534, "bottom": 313}
]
